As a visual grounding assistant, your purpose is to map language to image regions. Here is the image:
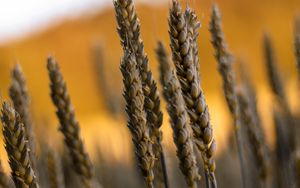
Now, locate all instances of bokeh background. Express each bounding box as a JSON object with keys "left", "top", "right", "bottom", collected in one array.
[{"left": 0, "top": 0, "right": 299, "bottom": 187}]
